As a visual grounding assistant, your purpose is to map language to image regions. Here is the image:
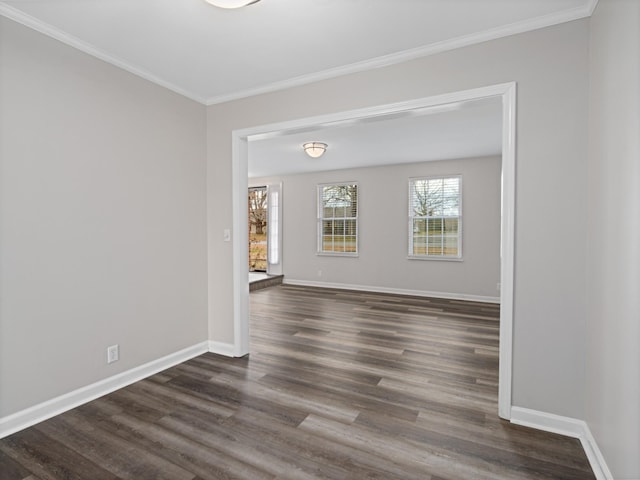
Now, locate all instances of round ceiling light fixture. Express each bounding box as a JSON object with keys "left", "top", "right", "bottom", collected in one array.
[
  {"left": 204, "top": 0, "right": 261, "bottom": 8},
  {"left": 303, "top": 142, "right": 328, "bottom": 158}
]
